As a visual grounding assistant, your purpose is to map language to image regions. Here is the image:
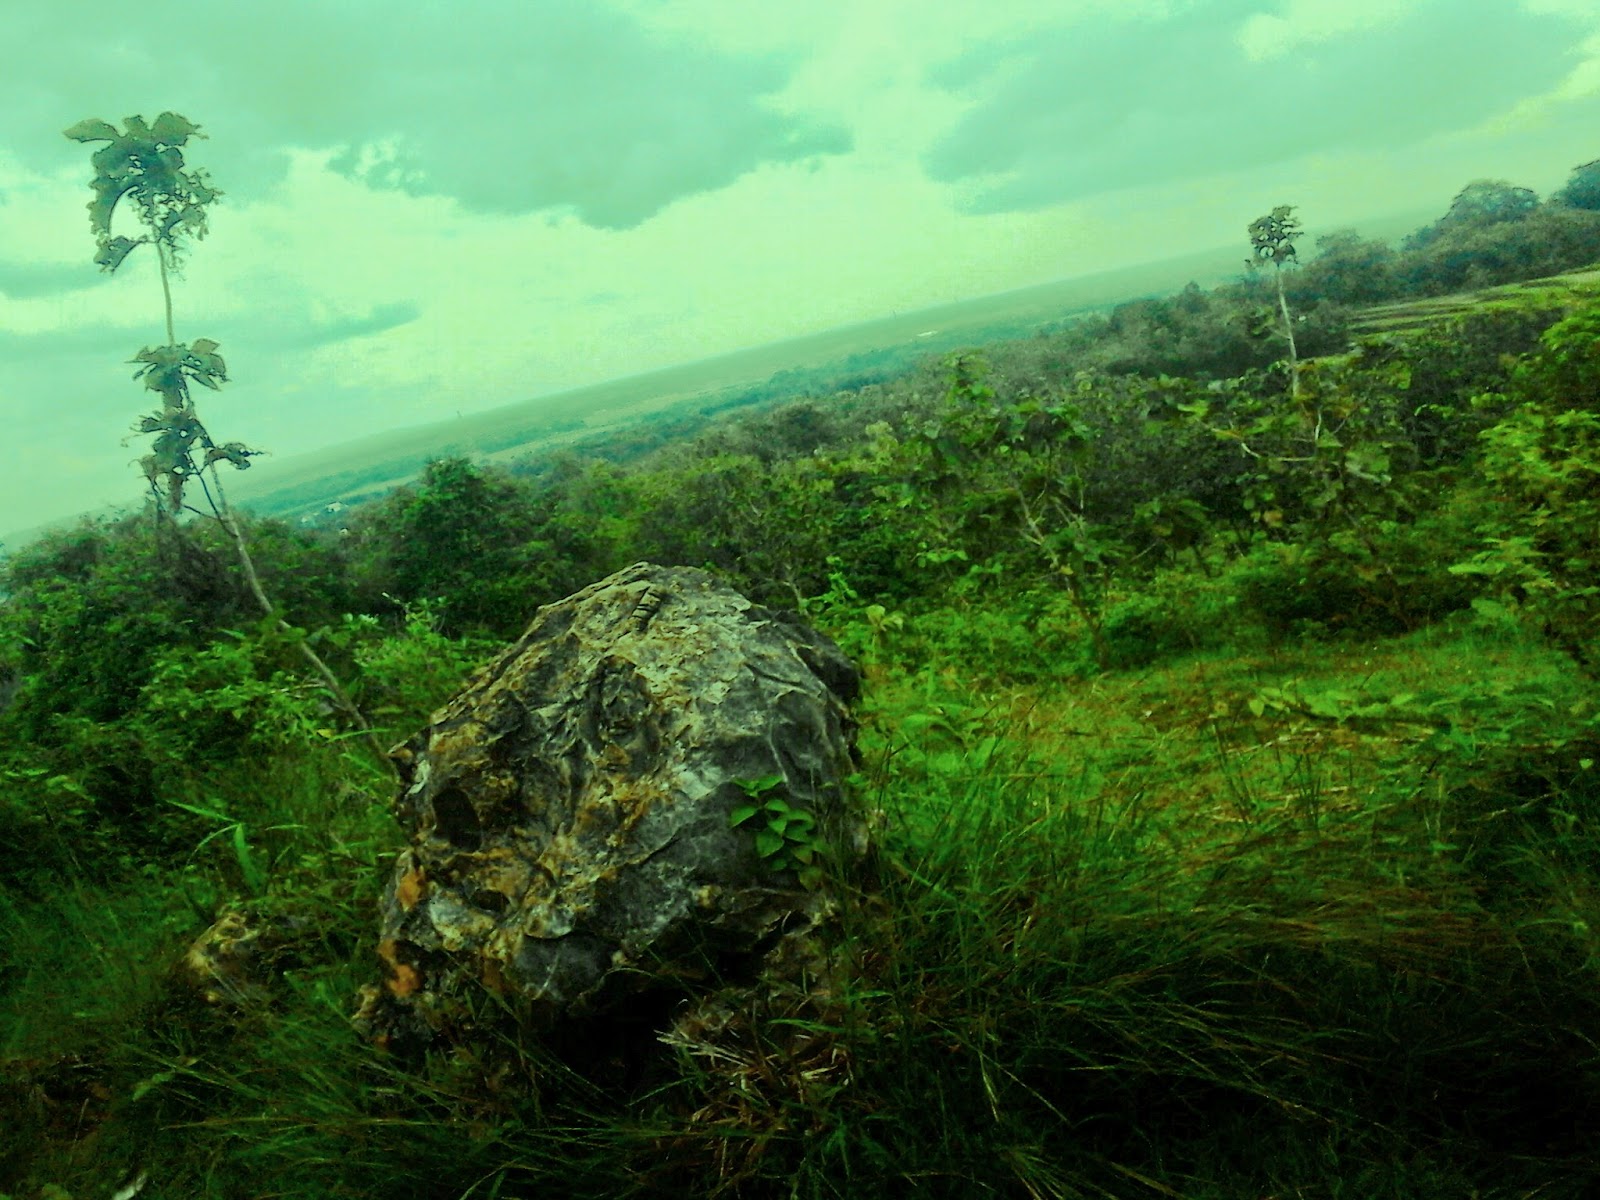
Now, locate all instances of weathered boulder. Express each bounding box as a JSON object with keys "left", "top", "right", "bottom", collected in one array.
[{"left": 354, "top": 563, "right": 862, "bottom": 1048}]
